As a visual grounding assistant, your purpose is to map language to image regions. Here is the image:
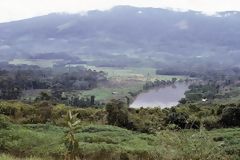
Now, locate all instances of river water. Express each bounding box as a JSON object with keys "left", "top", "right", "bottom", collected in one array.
[{"left": 130, "top": 82, "right": 189, "bottom": 108}]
